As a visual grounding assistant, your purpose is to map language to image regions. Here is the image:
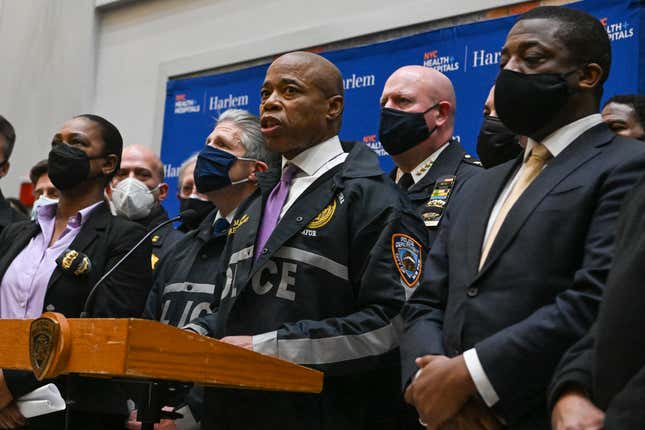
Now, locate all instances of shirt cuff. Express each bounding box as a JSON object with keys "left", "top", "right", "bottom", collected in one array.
[
  {"left": 252, "top": 331, "right": 278, "bottom": 357},
  {"left": 182, "top": 323, "right": 208, "bottom": 336},
  {"left": 463, "top": 348, "right": 500, "bottom": 407}
]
